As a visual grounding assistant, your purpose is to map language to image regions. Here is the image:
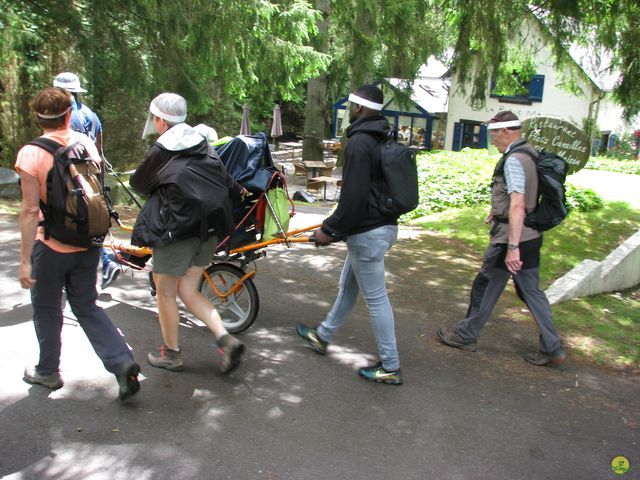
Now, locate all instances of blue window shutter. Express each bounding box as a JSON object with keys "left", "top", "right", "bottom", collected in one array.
[
  {"left": 452, "top": 122, "right": 462, "bottom": 151},
  {"left": 529, "top": 75, "right": 545, "bottom": 101},
  {"left": 425, "top": 118, "right": 432, "bottom": 149},
  {"left": 608, "top": 134, "right": 616, "bottom": 149},
  {"left": 479, "top": 125, "right": 488, "bottom": 148}
]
